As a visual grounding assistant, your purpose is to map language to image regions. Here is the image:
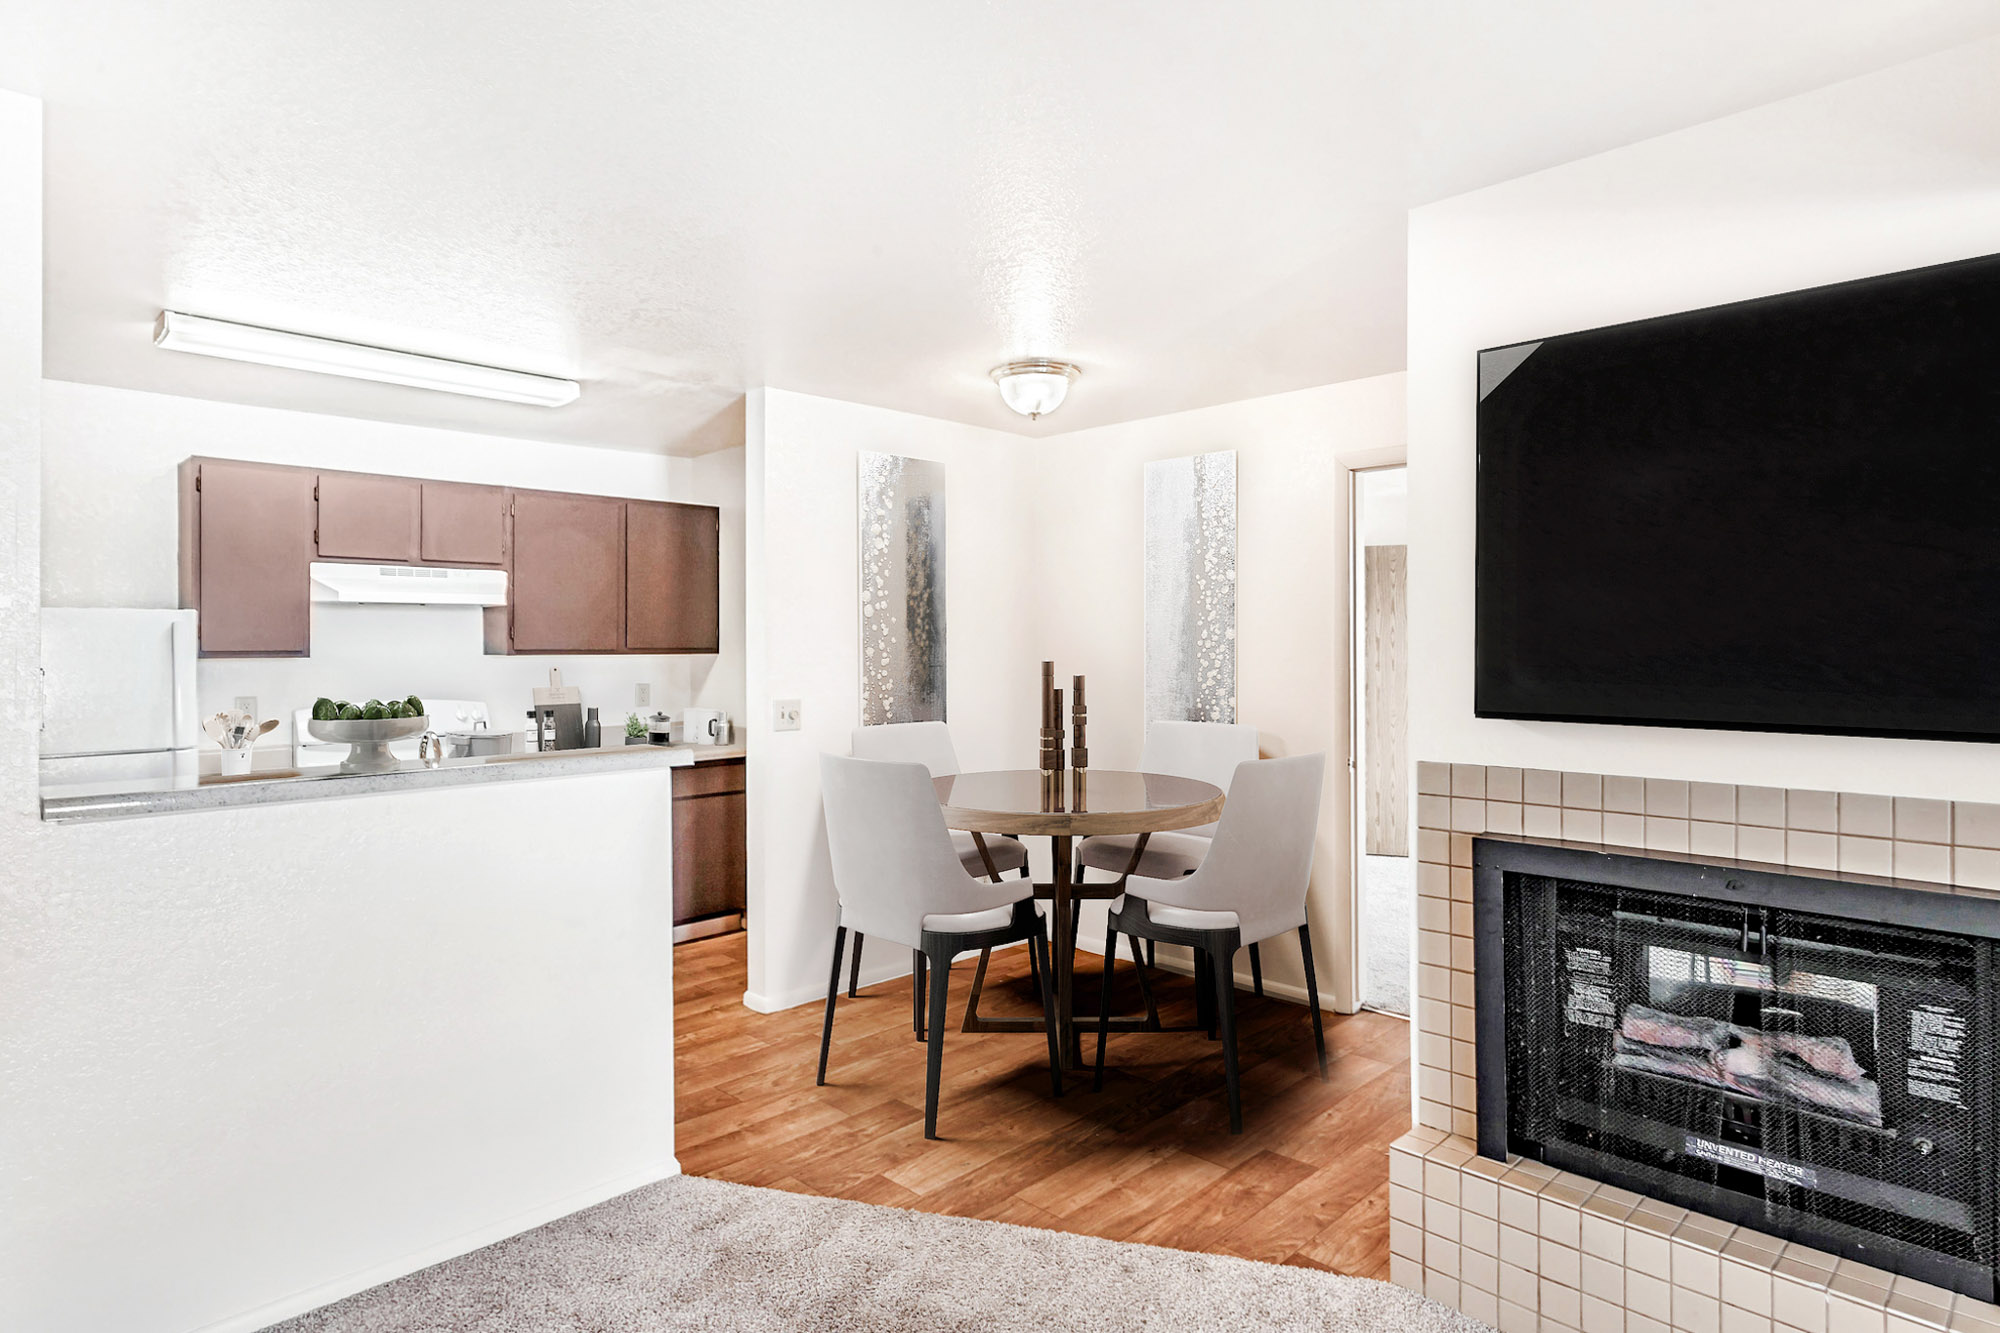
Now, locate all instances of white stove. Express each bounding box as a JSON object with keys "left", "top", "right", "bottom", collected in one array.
[{"left": 291, "top": 698, "right": 494, "bottom": 770}]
